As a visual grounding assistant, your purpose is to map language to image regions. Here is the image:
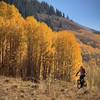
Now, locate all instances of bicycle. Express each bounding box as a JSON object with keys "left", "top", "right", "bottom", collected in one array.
[{"left": 76, "top": 75, "right": 87, "bottom": 89}]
